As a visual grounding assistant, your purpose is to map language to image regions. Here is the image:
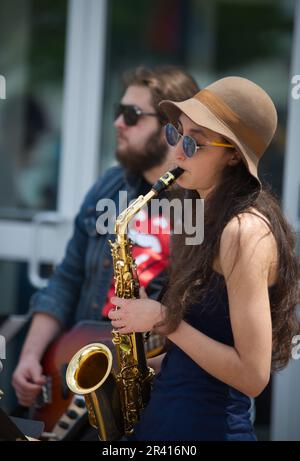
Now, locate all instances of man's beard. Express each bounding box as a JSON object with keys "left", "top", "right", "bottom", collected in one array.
[{"left": 115, "top": 128, "right": 168, "bottom": 174}]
